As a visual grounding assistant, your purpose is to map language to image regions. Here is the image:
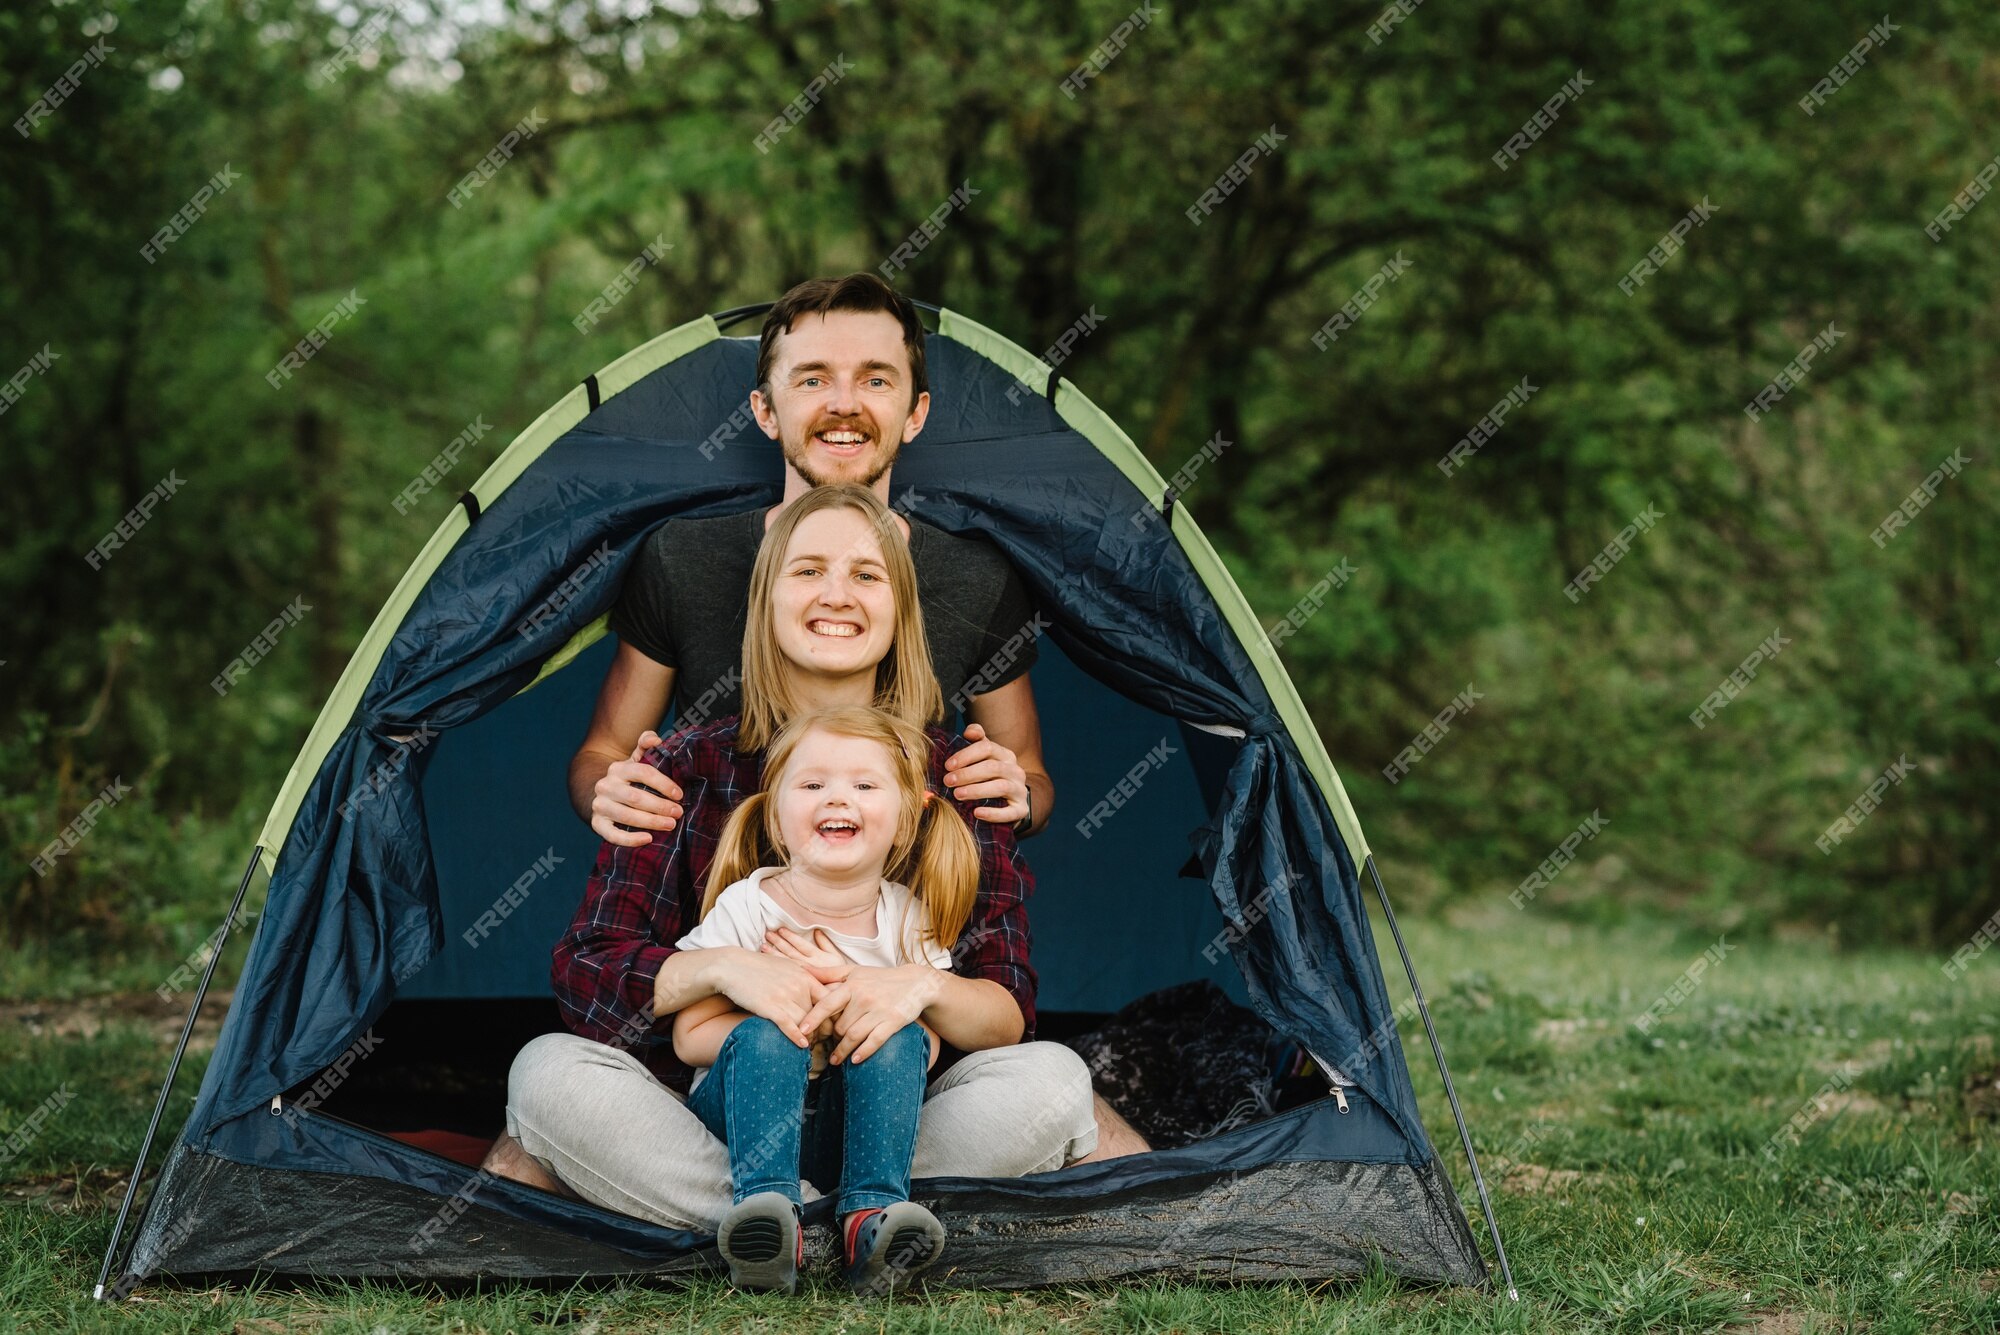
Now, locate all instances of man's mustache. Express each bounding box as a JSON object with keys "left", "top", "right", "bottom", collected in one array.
[{"left": 806, "top": 417, "right": 876, "bottom": 439}]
